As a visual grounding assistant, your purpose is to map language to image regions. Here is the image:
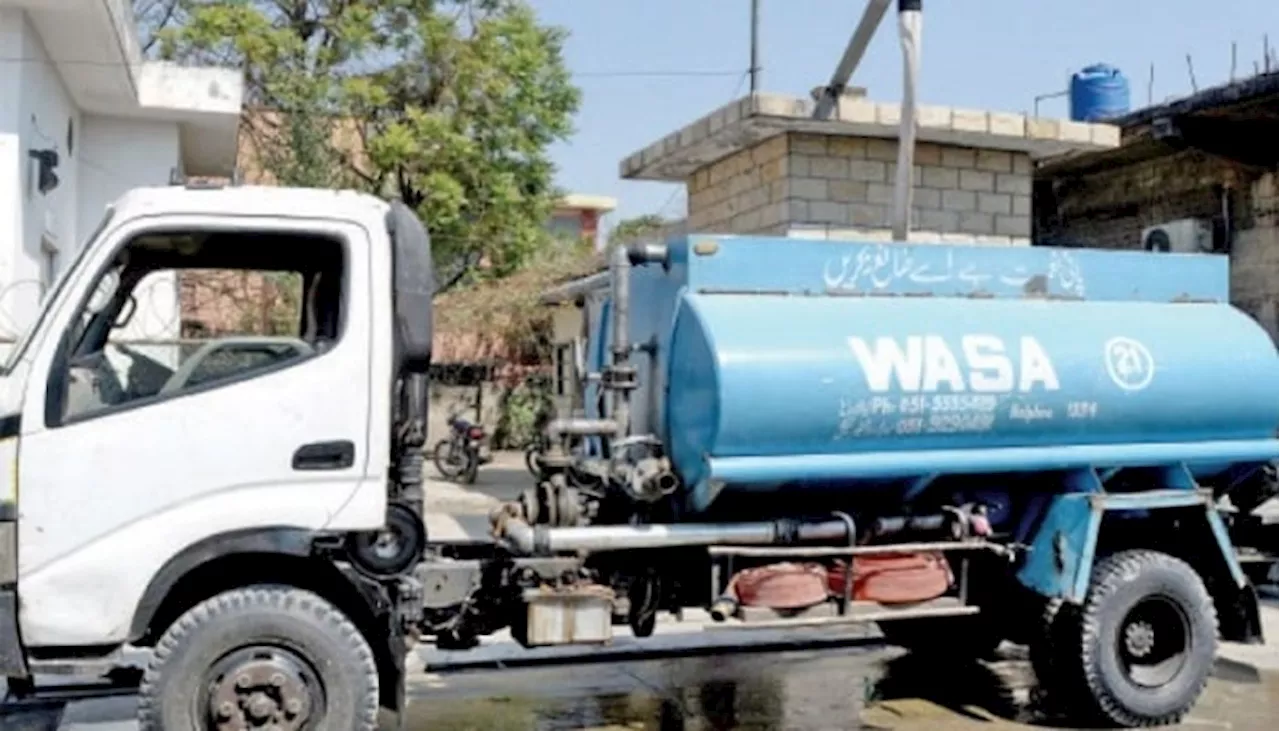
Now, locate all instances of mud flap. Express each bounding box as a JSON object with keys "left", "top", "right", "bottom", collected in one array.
[
  {"left": 381, "top": 627, "right": 408, "bottom": 729},
  {"left": 0, "top": 588, "right": 28, "bottom": 678},
  {"left": 0, "top": 515, "right": 26, "bottom": 678}
]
